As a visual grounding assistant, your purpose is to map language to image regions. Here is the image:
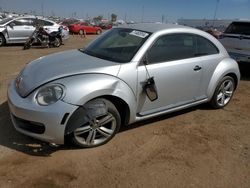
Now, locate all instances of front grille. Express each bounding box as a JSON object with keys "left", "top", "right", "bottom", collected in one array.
[{"left": 13, "top": 115, "right": 45, "bottom": 134}]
